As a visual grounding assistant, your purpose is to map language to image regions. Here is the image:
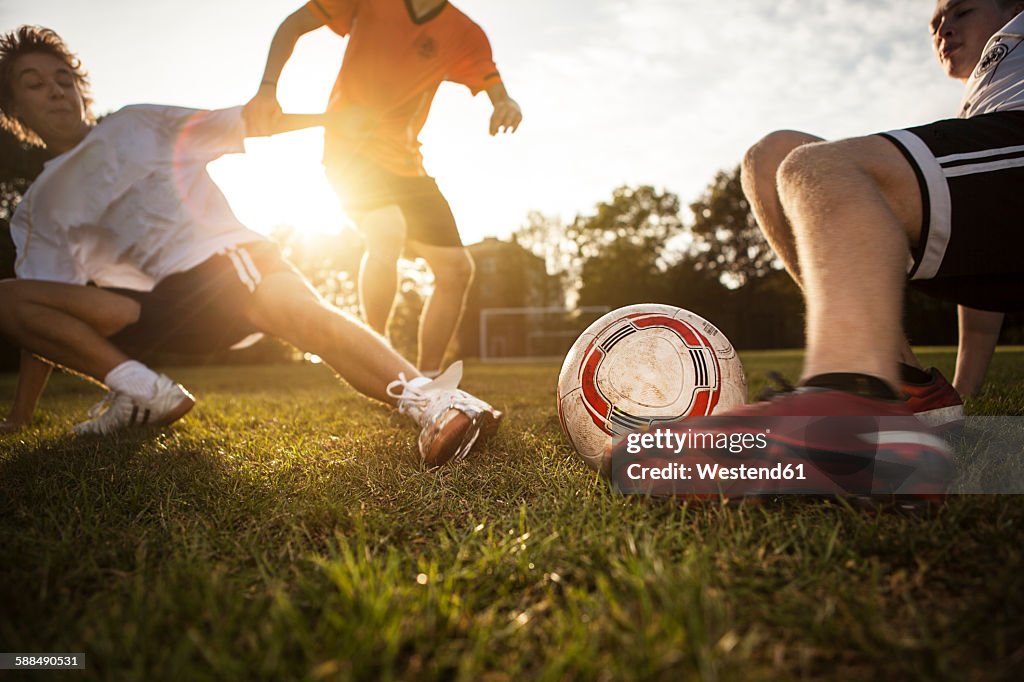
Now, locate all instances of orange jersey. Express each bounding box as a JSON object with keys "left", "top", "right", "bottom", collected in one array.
[{"left": 306, "top": 0, "right": 502, "bottom": 176}]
